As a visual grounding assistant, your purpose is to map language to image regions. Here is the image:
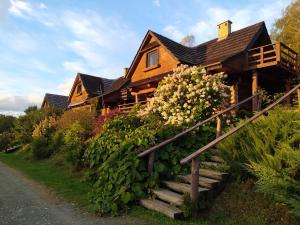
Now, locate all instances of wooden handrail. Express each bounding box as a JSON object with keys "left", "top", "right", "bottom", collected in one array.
[
  {"left": 180, "top": 83, "right": 300, "bottom": 164},
  {"left": 138, "top": 93, "right": 259, "bottom": 158}
]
